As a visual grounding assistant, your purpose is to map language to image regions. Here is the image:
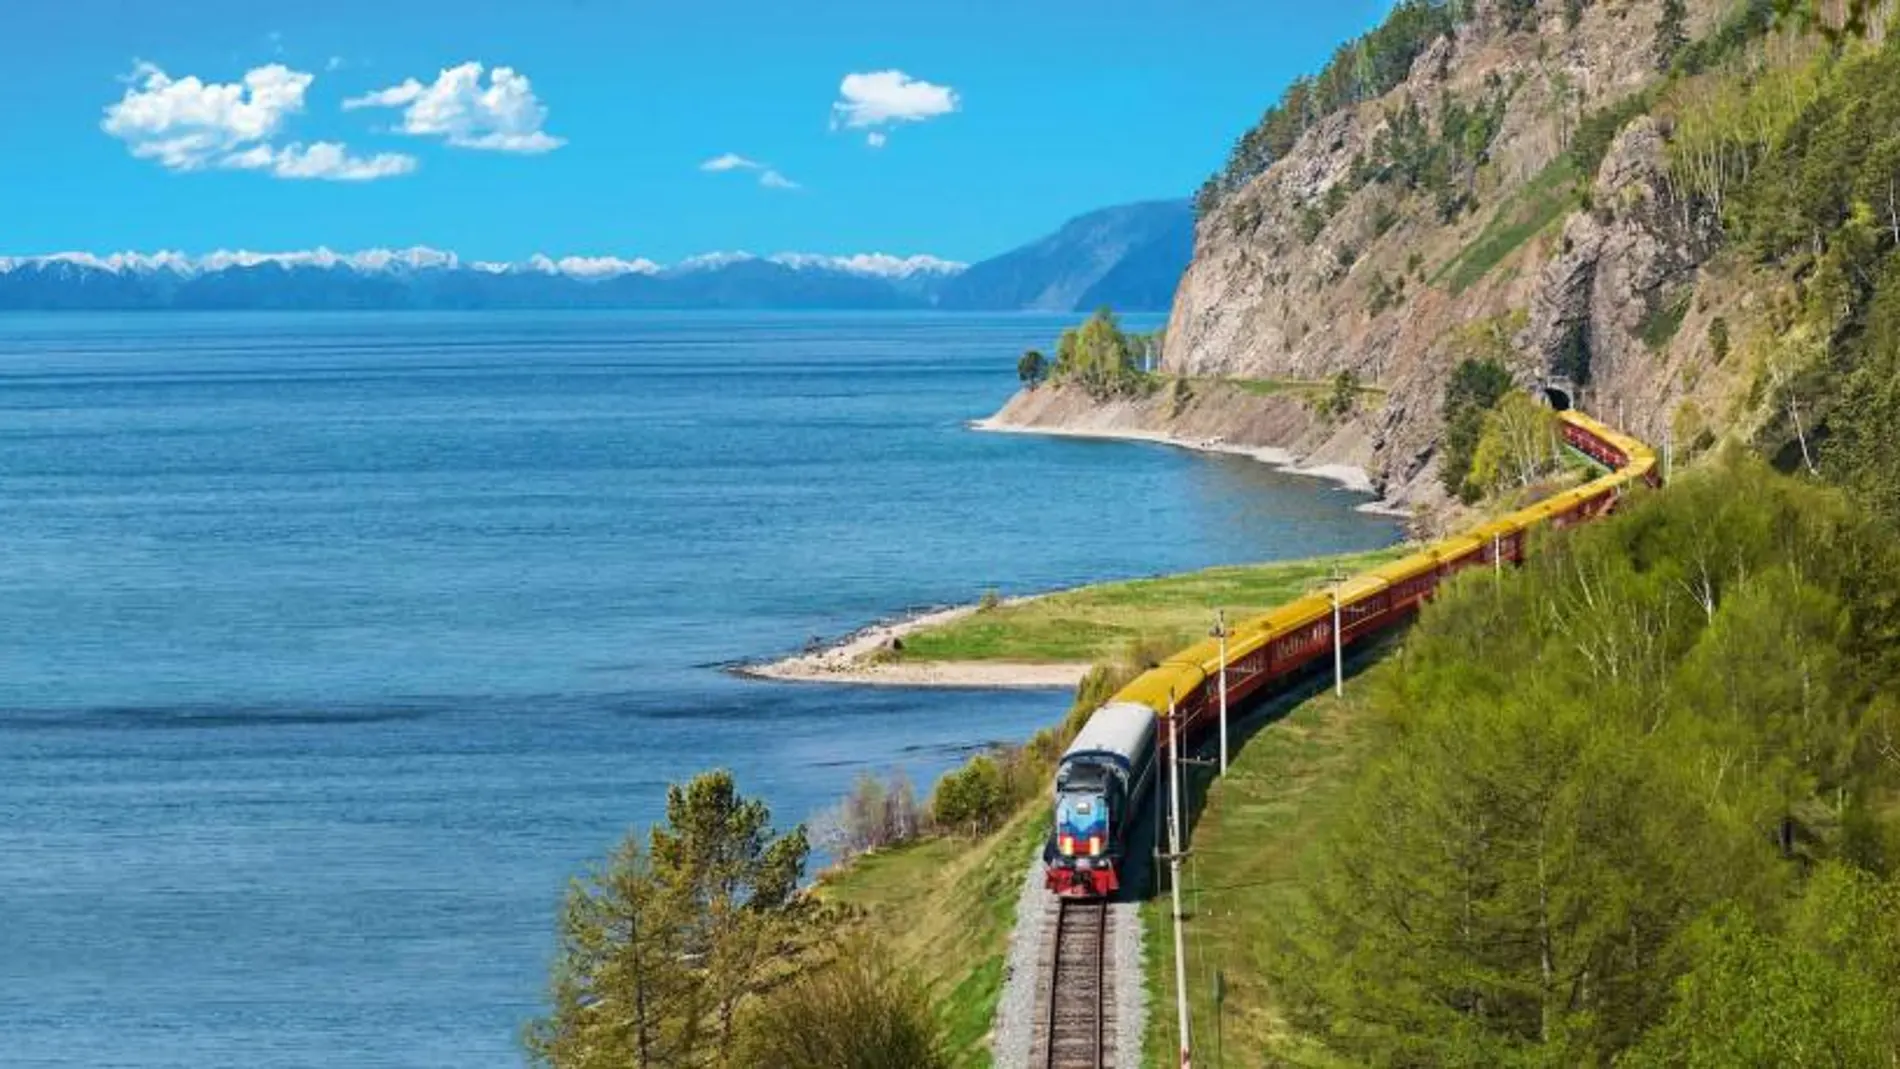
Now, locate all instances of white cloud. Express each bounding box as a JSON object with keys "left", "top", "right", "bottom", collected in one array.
[
  {"left": 345, "top": 62, "right": 564, "bottom": 154},
  {"left": 102, "top": 62, "right": 313, "bottom": 170},
  {"left": 830, "top": 70, "right": 958, "bottom": 144},
  {"left": 224, "top": 141, "right": 418, "bottom": 181},
  {"left": 102, "top": 62, "right": 411, "bottom": 180},
  {"left": 699, "top": 152, "right": 760, "bottom": 172},
  {"left": 326, "top": 56, "right": 346, "bottom": 72},
  {"left": 700, "top": 152, "right": 798, "bottom": 190}
]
